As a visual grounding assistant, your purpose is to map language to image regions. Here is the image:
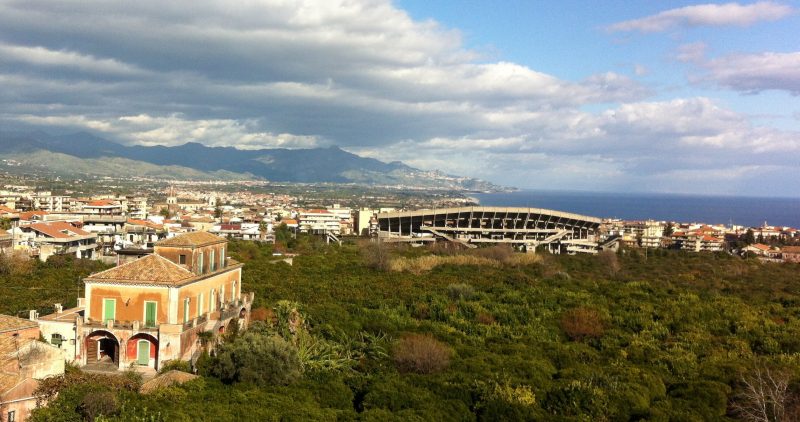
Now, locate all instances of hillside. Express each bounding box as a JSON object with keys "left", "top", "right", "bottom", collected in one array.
[
  {"left": 19, "top": 241, "right": 800, "bottom": 421},
  {"left": 0, "top": 131, "right": 504, "bottom": 190}
]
